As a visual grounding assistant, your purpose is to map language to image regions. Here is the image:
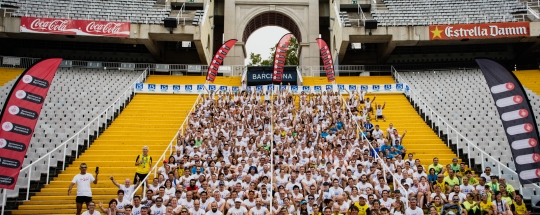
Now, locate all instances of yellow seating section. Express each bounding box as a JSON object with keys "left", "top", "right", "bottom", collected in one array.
[
  {"left": 514, "top": 70, "right": 540, "bottom": 95},
  {"left": 0, "top": 68, "right": 24, "bottom": 86},
  {"left": 145, "top": 75, "right": 242, "bottom": 86},
  {"left": 14, "top": 94, "right": 198, "bottom": 215},
  {"left": 336, "top": 76, "right": 460, "bottom": 165}
]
